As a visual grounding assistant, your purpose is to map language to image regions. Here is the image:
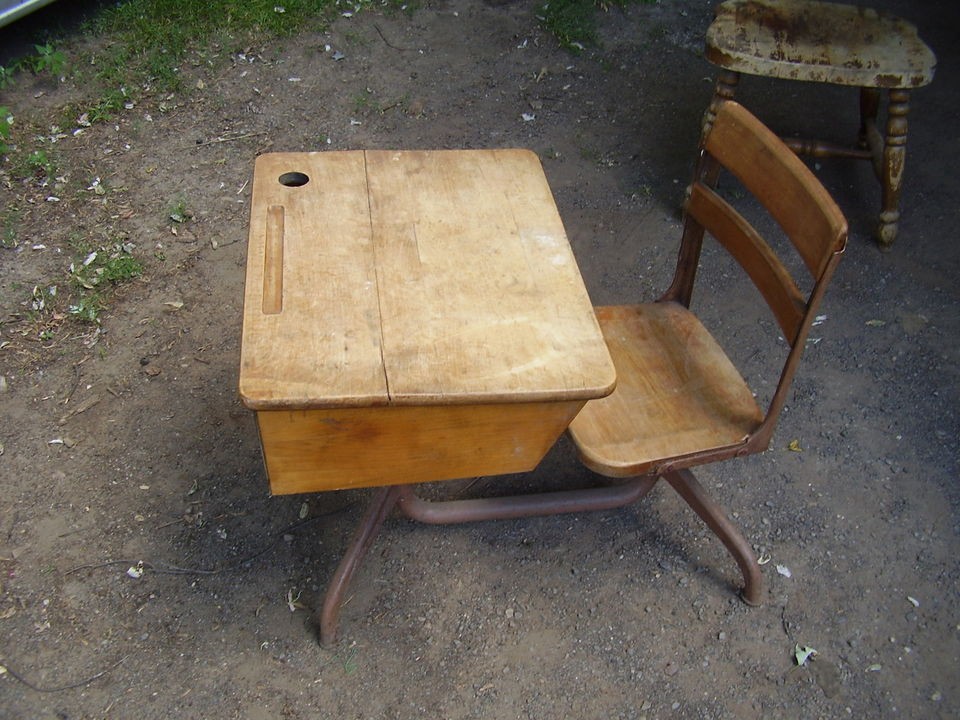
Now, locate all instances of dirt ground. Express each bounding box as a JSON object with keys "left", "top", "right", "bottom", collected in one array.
[{"left": 1, "top": 0, "right": 958, "bottom": 717}]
